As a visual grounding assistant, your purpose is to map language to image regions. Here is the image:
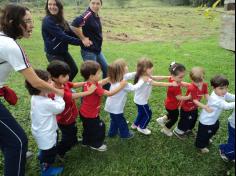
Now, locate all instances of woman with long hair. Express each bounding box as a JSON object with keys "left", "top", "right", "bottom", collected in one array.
[{"left": 42, "top": 0, "right": 82, "bottom": 81}]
